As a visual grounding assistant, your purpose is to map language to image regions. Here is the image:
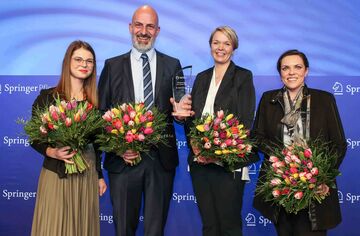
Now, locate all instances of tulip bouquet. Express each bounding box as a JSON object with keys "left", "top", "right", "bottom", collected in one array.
[
  {"left": 23, "top": 95, "right": 104, "bottom": 174},
  {"left": 189, "top": 110, "right": 254, "bottom": 171},
  {"left": 256, "top": 141, "right": 340, "bottom": 214},
  {"left": 96, "top": 103, "right": 168, "bottom": 165}
]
